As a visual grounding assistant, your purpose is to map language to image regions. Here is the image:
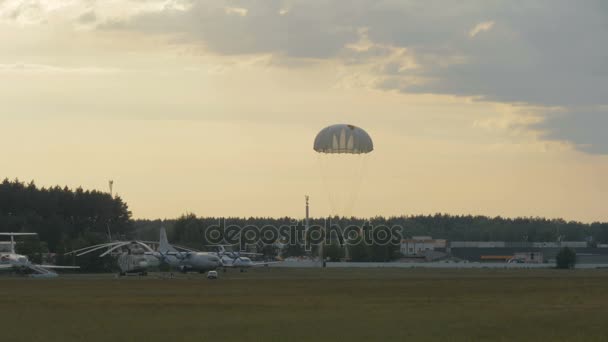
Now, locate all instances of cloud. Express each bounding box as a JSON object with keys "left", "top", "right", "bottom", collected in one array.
[
  {"left": 0, "top": 0, "right": 173, "bottom": 25},
  {"left": 103, "top": 1, "right": 606, "bottom": 91},
  {"left": 224, "top": 6, "right": 247, "bottom": 17},
  {"left": 78, "top": 10, "right": 96, "bottom": 24},
  {"left": 4, "top": 0, "right": 607, "bottom": 153},
  {"left": 534, "top": 108, "right": 608, "bottom": 154},
  {"left": 0, "top": 0, "right": 45, "bottom": 24},
  {"left": 469, "top": 21, "right": 494, "bottom": 38},
  {"left": 0, "top": 63, "right": 121, "bottom": 74},
  {"left": 101, "top": 0, "right": 360, "bottom": 59}
]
